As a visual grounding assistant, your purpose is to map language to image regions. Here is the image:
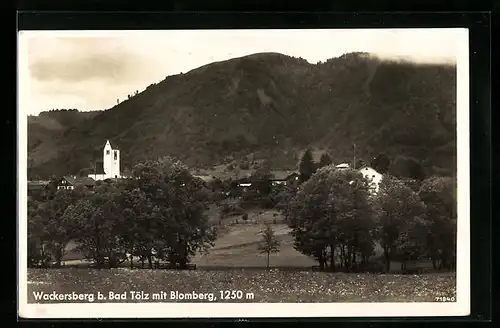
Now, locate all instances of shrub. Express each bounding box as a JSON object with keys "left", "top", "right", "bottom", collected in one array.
[
  {"left": 239, "top": 160, "right": 250, "bottom": 170},
  {"left": 242, "top": 213, "right": 249, "bottom": 221},
  {"left": 219, "top": 202, "right": 245, "bottom": 217}
]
